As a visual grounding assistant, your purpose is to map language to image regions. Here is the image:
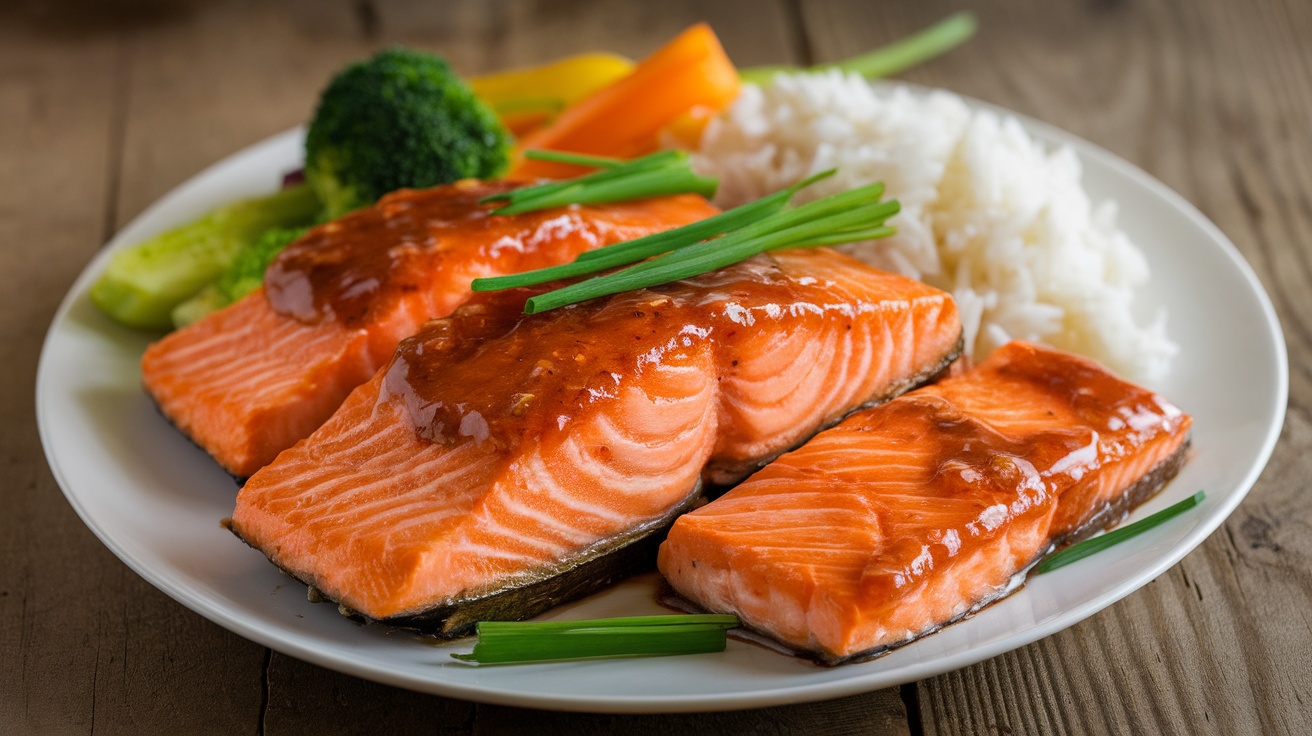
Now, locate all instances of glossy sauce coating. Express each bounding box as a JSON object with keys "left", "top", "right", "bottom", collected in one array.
[
  {"left": 266, "top": 182, "right": 511, "bottom": 324},
  {"left": 844, "top": 345, "right": 1186, "bottom": 600},
  {"left": 380, "top": 256, "right": 825, "bottom": 447},
  {"left": 148, "top": 180, "right": 717, "bottom": 478},
  {"left": 377, "top": 250, "right": 960, "bottom": 471},
  {"left": 657, "top": 340, "right": 1192, "bottom": 662},
  {"left": 265, "top": 181, "right": 716, "bottom": 326},
  {"left": 231, "top": 247, "right": 963, "bottom": 621}
]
